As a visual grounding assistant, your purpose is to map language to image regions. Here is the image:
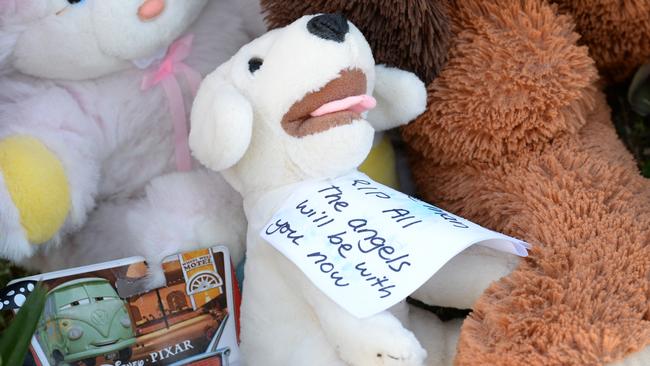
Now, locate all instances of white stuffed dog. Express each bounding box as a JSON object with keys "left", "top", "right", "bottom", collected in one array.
[
  {"left": 0, "top": 0, "right": 264, "bottom": 283},
  {"left": 190, "top": 14, "right": 433, "bottom": 366}
]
